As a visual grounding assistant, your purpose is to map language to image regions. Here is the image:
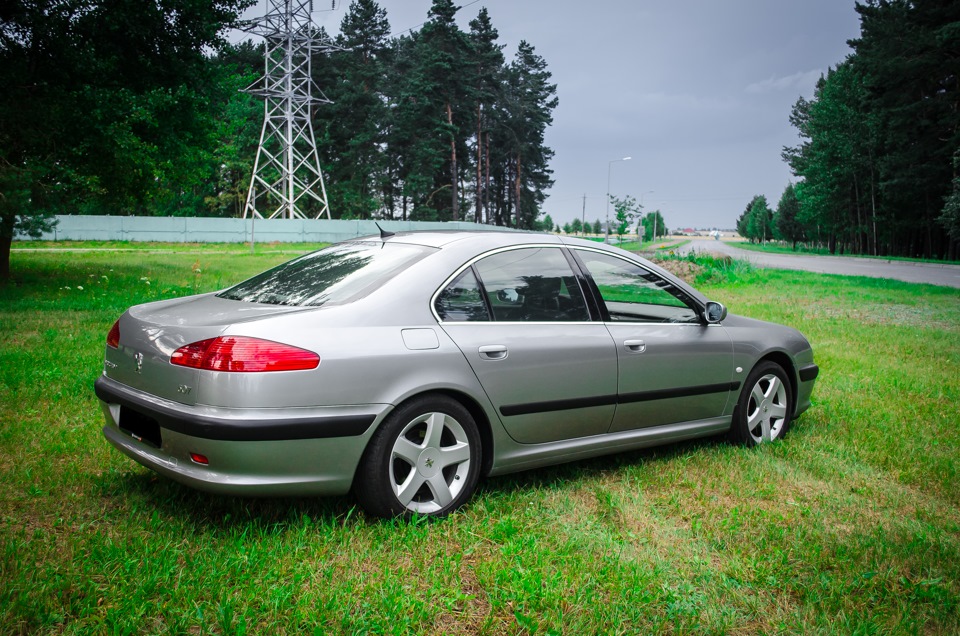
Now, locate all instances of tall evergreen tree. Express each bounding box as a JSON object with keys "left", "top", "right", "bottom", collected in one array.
[
  {"left": 467, "top": 8, "right": 505, "bottom": 224},
  {"left": 738, "top": 195, "right": 772, "bottom": 243},
  {"left": 851, "top": 0, "right": 960, "bottom": 258},
  {"left": 774, "top": 183, "right": 805, "bottom": 250},
  {"left": 783, "top": 62, "right": 878, "bottom": 254},
  {"left": 498, "top": 40, "right": 557, "bottom": 229},
  {"left": 748, "top": 195, "right": 773, "bottom": 244},
  {"left": 736, "top": 199, "right": 753, "bottom": 239},
  {"left": 405, "top": 0, "right": 474, "bottom": 221},
  {"left": 322, "top": 0, "right": 392, "bottom": 219}
]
